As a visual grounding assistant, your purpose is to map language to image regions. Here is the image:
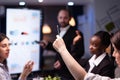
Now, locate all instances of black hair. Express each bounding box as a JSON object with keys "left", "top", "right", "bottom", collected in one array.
[
  {"left": 0, "top": 33, "right": 9, "bottom": 70},
  {"left": 0, "top": 33, "right": 9, "bottom": 42},
  {"left": 58, "top": 9, "right": 72, "bottom": 18},
  {"left": 94, "top": 31, "right": 111, "bottom": 48}
]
